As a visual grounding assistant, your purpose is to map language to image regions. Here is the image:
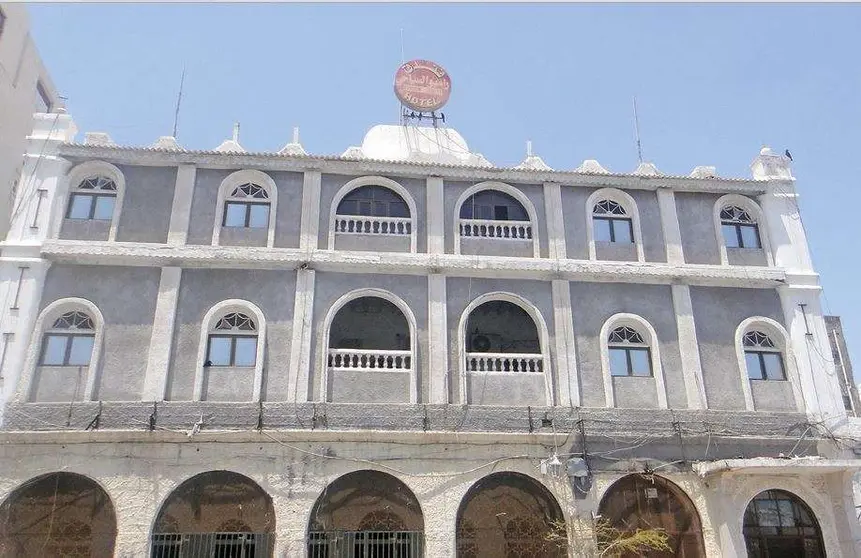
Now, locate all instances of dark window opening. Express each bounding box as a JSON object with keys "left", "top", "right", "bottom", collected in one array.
[
  {"left": 744, "top": 490, "right": 824, "bottom": 558},
  {"left": 460, "top": 190, "right": 528, "bottom": 221},
  {"left": 337, "top": 186, "right": 409, "bottom": 218}
]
